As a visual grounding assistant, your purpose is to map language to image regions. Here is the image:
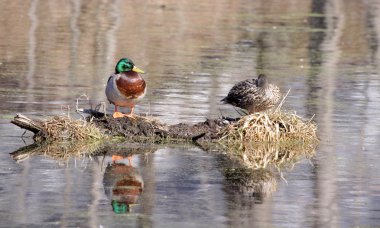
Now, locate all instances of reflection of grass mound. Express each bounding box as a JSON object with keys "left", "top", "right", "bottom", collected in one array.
[
  {"left": 221, "top": 142, "right": 316, "bottom": 170},
  {"left": 219, "top": 110, "right": 318, "bottom": 143},
  {"left": 10, "top": 141, "right": 159, "bottom": 163},
  {"left": 10, "top": 140, "right": 105, "bottom": 162},
  {"left": 224, "top": 167, "right": 277, "bottom": 197},
  {"left": 36, "top": 116, "right": 106, "bottom": 142}
]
